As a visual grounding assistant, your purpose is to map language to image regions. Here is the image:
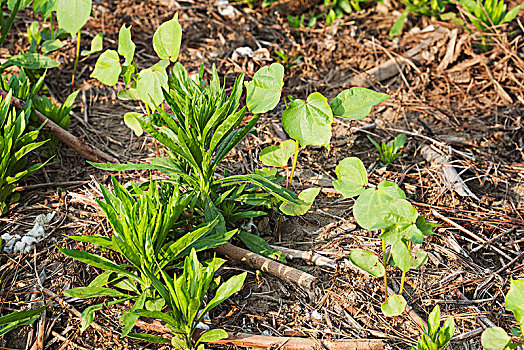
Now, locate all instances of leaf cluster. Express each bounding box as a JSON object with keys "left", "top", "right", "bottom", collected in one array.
[
  {"left": 413, "top": 305, "right": 455, "bottom": 350},
  {"left": 367, "top": 133, "right": 406, "bottom": 166}
]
